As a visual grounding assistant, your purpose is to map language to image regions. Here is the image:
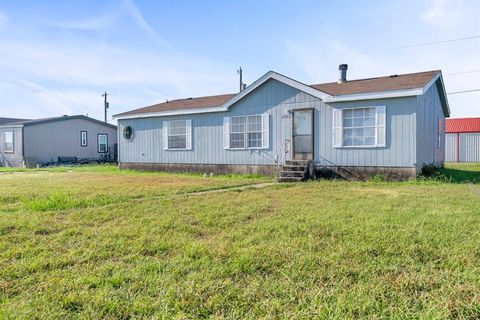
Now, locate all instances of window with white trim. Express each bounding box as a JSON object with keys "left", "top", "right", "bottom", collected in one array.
[
  {"left": 97, "top": 134, "right": 108, "bottom": 153},
  {"left": 163, "top": 120, "right": 192, "bottom": 150},
  {"left": 247, "top": 115, "right": 263, "bottom": 148},
  {"left": 224, "top": 114, "right": 269, "bottom": 150},
  {"left": 230, "top": 116, "right": 245, "bottom": 149},
  {"left": 4, "top": 131, "right": 13, "bottom": 153},
  {"left": 80, "top": 131, "right": 87, "bottom": 147},
  {"left": 333, "top": 106, "right": 386, "bottom": 148}
]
